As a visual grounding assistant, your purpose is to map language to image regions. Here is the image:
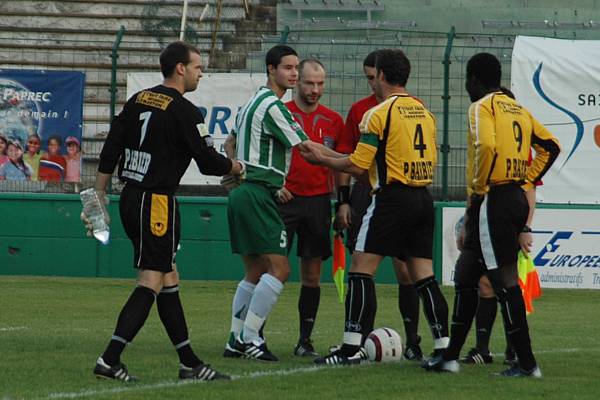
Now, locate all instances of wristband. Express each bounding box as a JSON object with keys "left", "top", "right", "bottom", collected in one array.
[
  {"left": 337, "top": 185, "right": 350, "bottom": 204},
  {"left": 521, "top": 225, "right": 532, "bottom": 233},
  {"left": 237, "top": 160, "right": 246, "bottom": 175}
]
